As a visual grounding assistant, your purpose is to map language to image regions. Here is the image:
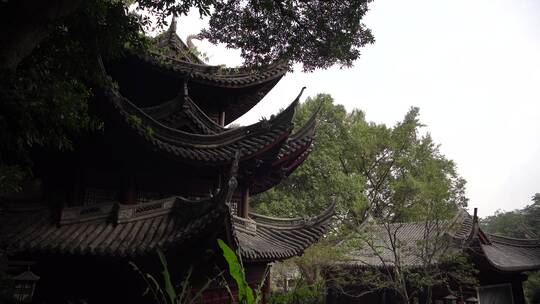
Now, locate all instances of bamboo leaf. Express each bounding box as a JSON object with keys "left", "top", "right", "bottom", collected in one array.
[
  {"left": 158, "top": 250, "right": 177, "bottom": 304},
  {"left": 217, "top": 239, "right": 254, "bottom": 304}
]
